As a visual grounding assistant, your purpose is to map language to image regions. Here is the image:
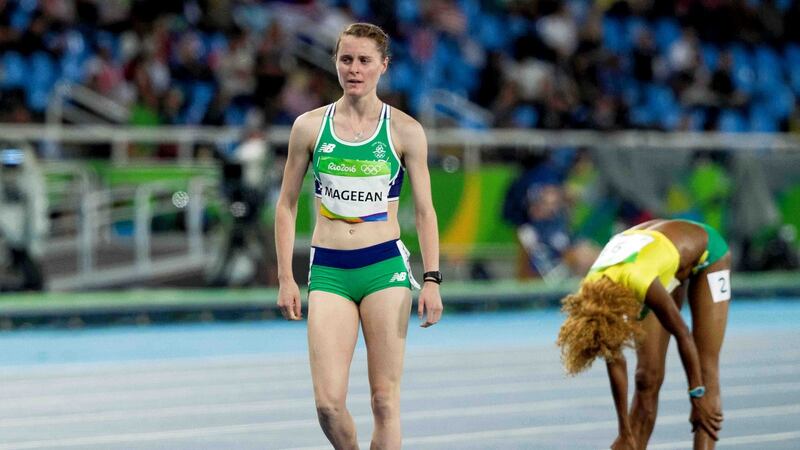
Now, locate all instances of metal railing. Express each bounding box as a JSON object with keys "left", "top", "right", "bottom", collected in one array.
[
  {"left": 46, "top": 82, "right": 130, "bottom": 125},
  {"left": 3, "top": 124, "right": 799, "bottom": 289},
  {"left": 47, "top": 177, "right": 218, "bottom": 291}
]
